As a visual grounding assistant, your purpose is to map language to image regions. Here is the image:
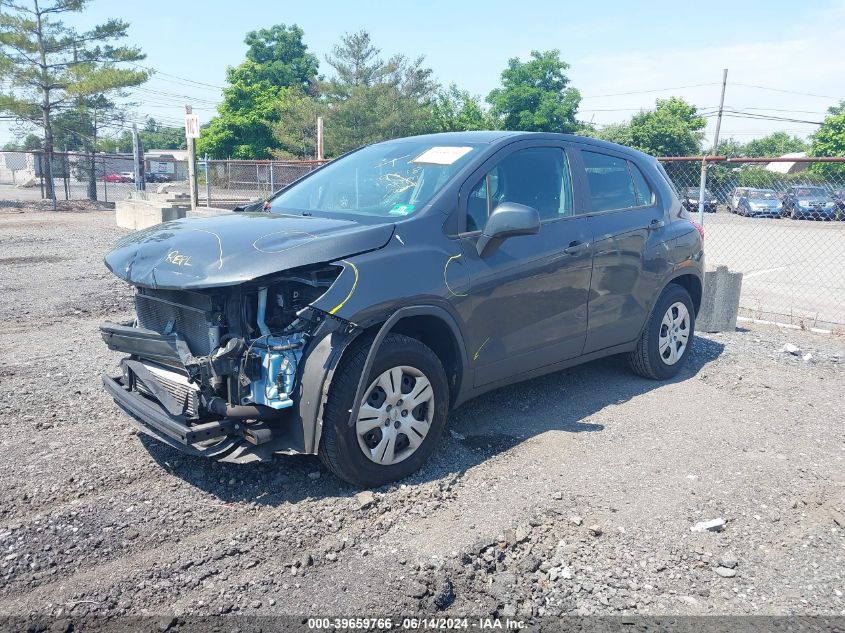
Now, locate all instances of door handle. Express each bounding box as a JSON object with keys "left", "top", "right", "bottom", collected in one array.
[
  {"left": 563, "top": 240, "right": 590, "bottom": 255},
  {"left": 649, "top": 218, "right": 666, "bottom": 230}
]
